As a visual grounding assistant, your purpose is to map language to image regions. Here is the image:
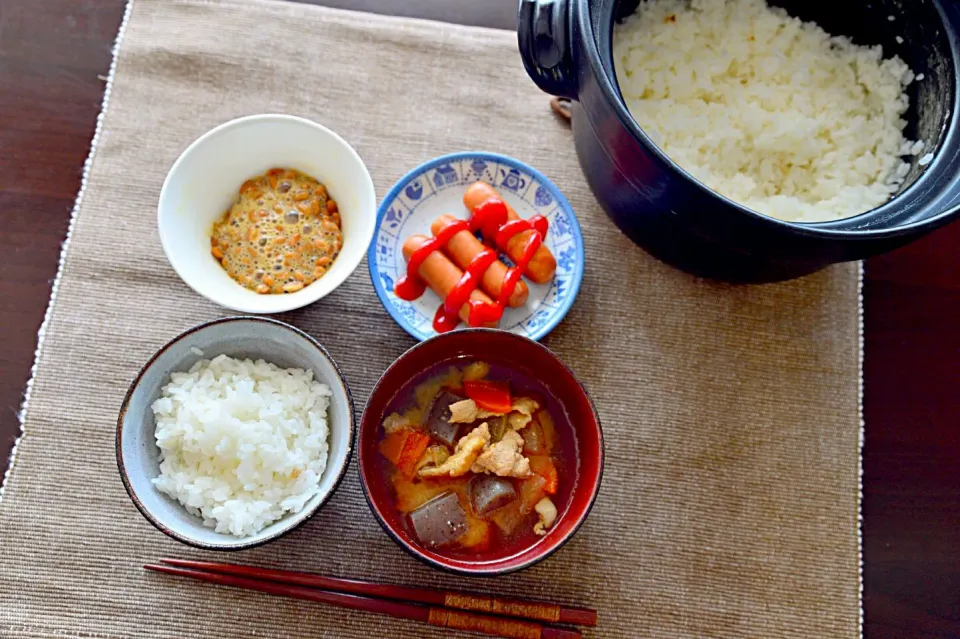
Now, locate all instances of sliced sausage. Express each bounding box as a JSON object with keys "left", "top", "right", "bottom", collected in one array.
[
  {"left": 430, "top": 214, "right": 529, "bottom": 308},
  {"left": 402, "top": 235, "right": 498, "bottom": 328},
  {"left": 462, "top": 182, "right": 557, "bottom": 284}
]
